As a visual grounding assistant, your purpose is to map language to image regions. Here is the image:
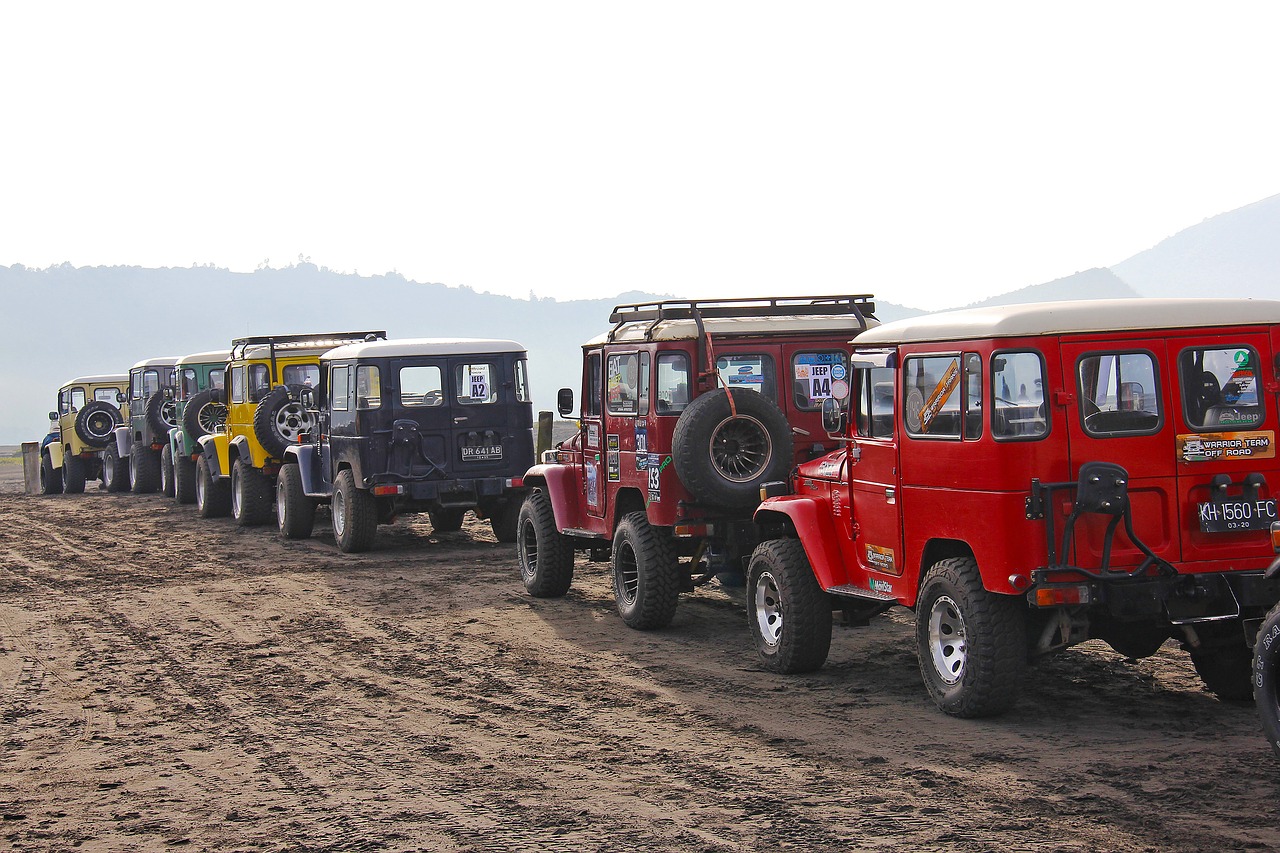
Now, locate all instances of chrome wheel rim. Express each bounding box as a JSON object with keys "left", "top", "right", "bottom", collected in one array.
[
  {"left": 277, "top": 482, "right": 288, "bottom": 530},
  {"left": 332, "top": 488, "right": 347, "bottom": 537},
  {"left": 274, "top": 403, "right": 313, "bottom": 443},
  {"left": 161, "top": 400, "right": 178, "bottom": 428},
  {"left": 198, "top": 402, "right": 227, "bottom": 433},
  {"left": 709, "top": 415, "right": 771, "bottom": 483},
  {"left": 615, "top": 541, "right": 639, "bottom": 606},
  {"left": 753, "top": 569, "right": 783, "bottom": 649},
  {"left": 195, "top": 468, "right": 206, "bottom": 506},
  {"left": 231, "top": 467, "right": 242, "bottom": 517},
  {"left": 86, "top": 412, "right": 114, "bottom": 441},
  {"left": 519, "top": 517, "right": 538, "bottom": 581},
  {"left": 927, "top": 594, "right": 967, "bottom": 685}
]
